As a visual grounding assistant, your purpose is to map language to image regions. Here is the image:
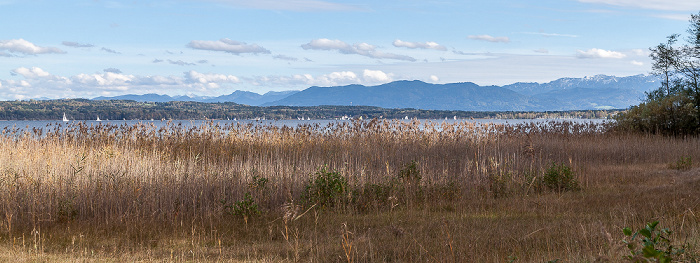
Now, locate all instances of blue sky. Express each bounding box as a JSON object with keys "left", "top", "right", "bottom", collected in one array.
[{"left": 0, "top": 0, "right": 698, "bottom": 100}]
